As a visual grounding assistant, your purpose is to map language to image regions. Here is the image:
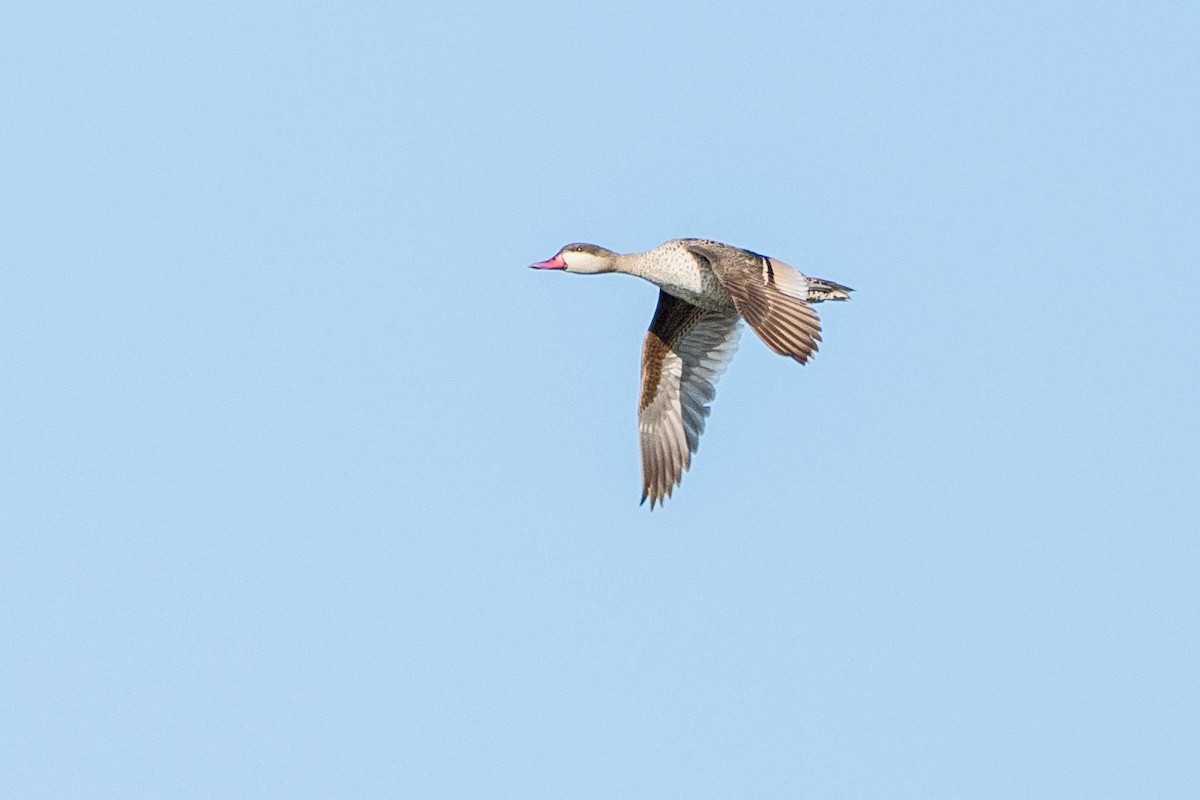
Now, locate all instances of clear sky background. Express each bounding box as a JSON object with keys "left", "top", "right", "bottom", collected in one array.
[{"left": 3, "top": 2, "right": 1197, "bottom": 797}]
